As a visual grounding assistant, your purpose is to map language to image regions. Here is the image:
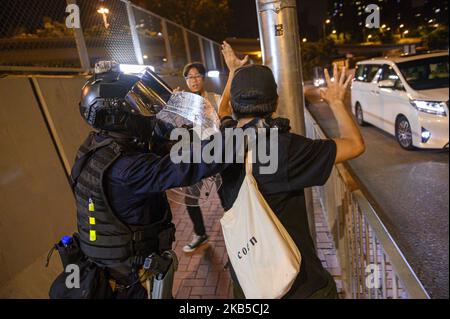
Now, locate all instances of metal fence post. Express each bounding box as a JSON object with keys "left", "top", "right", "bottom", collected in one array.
[
  {"left": 256, "top": 0, "right": 315, "bottom": 243},
  {"left": 209, "top": 41, "right": 217, "bottom": 70},
  {"left": 198, "top": 36, "right": 206, "bottom": 66},
  {"left": 66, "top": 0, "right": 90, "bottom": 71},
  {"left": 220, "top": 51, "right": 225, "bottom": 73},
  {"left": 125, "top": 0, "right": 144, "bottom": 65},
  {"left": 182, "top": 28, "right": 192, "bottom": 63},
  {"left": 161, "top": 20, "right": 174, "bottom": 71}
]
